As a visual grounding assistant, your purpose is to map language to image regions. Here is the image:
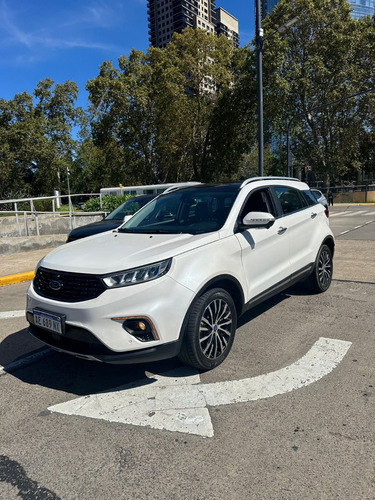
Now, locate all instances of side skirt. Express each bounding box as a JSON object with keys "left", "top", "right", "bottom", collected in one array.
[{"left": 243, "top": 263, "right": 314, "bottom": 313}]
